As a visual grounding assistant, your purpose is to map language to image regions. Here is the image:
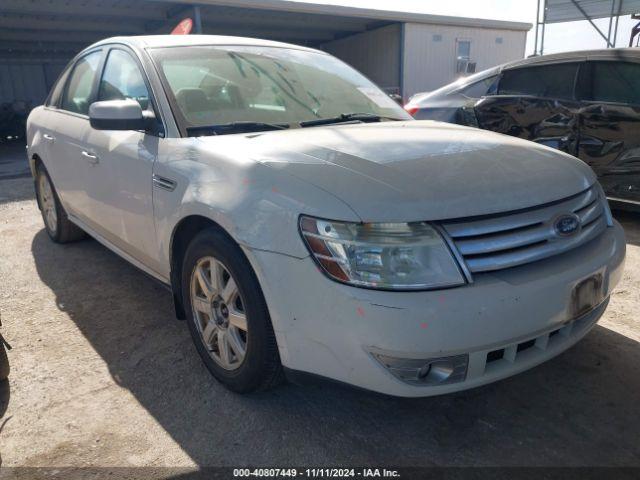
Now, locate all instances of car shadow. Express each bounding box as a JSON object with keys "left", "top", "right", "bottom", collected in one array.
[
  {"left": 0, "top": 379, "right": 10, "bottom": 466},
  {"left": 613, "top": 210, "right": 640, "bottom": 247},
  {"left": 31, "top": 229, "right": 640, "bottom": 466},
  {"left": 0, "top": 380, "right": 9, "bottom": 420}
]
